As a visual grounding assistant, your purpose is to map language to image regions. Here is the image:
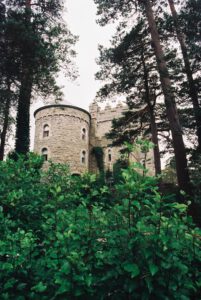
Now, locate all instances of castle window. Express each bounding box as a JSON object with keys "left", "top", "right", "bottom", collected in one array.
[
  {"left": 81, "top": 150, "right": 86, "bottom": 164},
  {"left": 82, "top": 128, "right": 86, "bottom": 140},
  {"left": 72, "top": 173, "right": 81, "bottom": 177},
  {"left": 41, "top": 148, "right": 48, "bottom": 161},
  {"left": 108, "top": 149, "right": 112, "bottom": 162},
  {"left": 43, "top": 124, "right": 49, "bottom": 137}
]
